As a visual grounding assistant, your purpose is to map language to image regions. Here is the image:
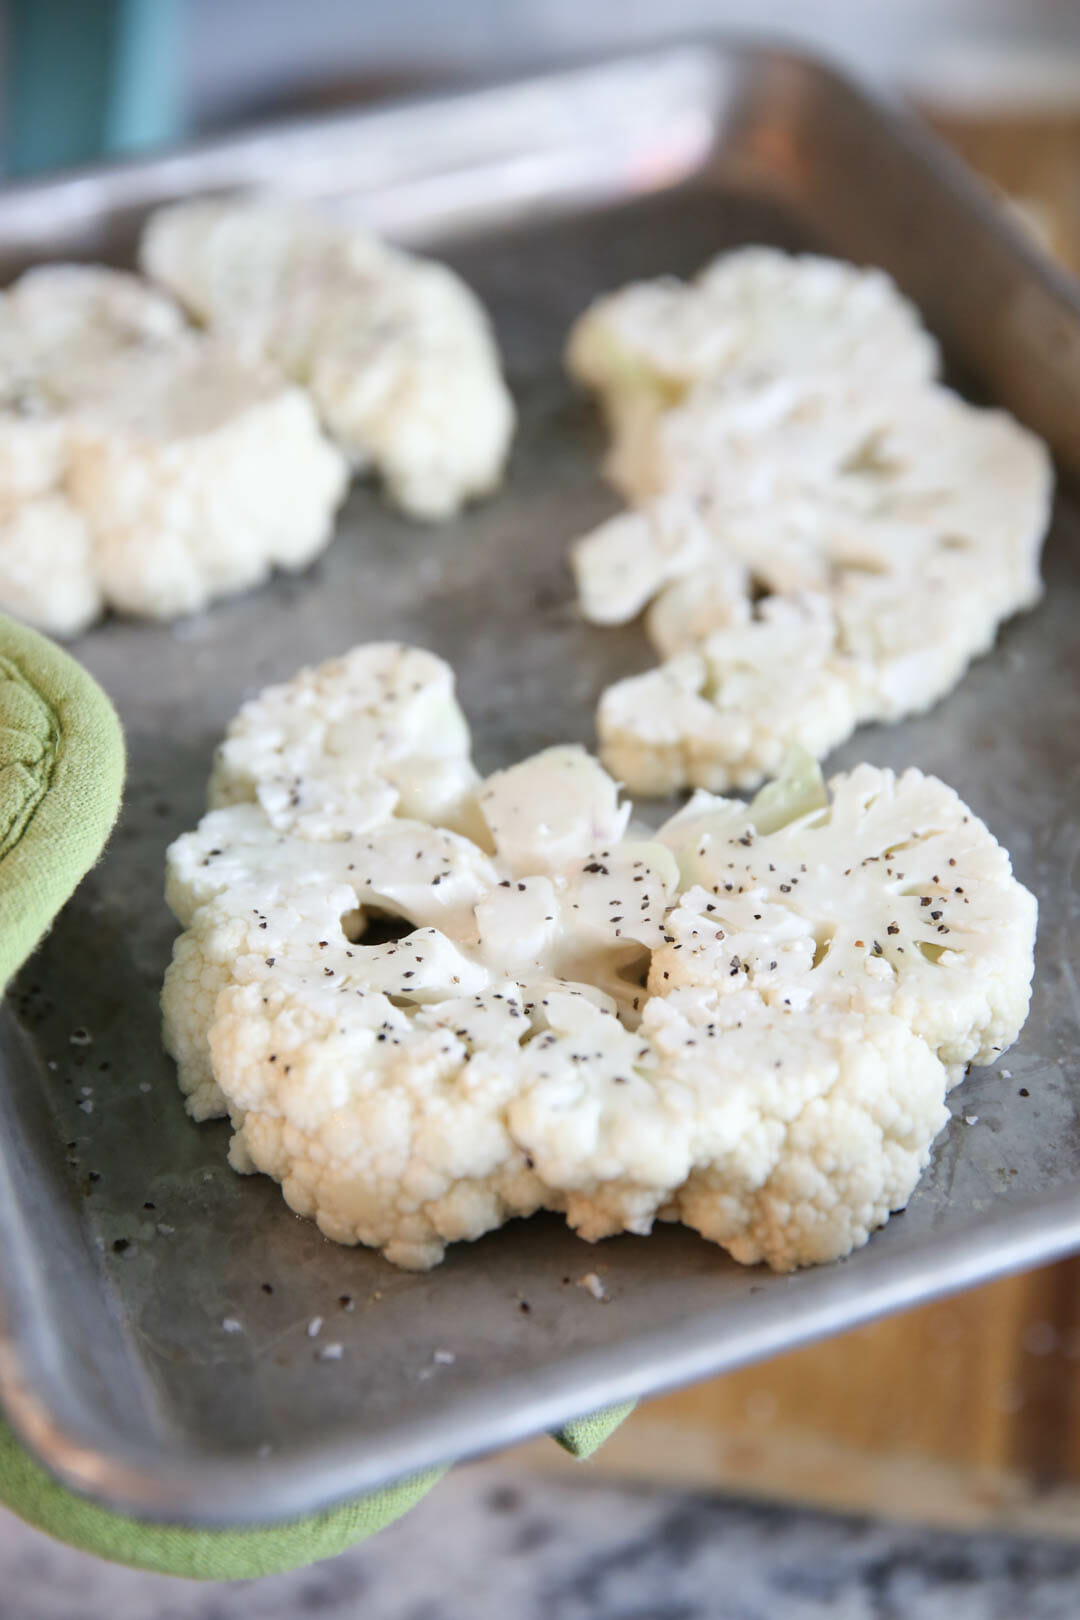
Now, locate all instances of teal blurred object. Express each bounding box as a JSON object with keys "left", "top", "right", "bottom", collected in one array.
[{"left": 6, "top": 0, "right": 184, "bottom": 176}]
